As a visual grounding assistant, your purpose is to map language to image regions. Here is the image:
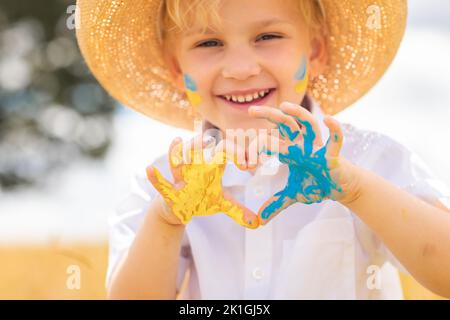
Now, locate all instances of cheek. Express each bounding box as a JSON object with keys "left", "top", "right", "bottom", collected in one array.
[
  {"left": 264, "top": 49, "right": 296, "bottom": 71},
  {"left": 262, "top": 46, "right": 307, "bottom": 86},
  {"left": 187, "top": 69, "right": 215, "bottom": 99}
]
